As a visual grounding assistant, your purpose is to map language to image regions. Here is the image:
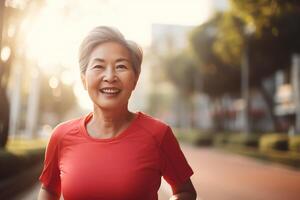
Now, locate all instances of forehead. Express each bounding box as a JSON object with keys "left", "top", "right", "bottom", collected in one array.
[{"left": 89, "top": 41, "right": 131, "bottom": 62}]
